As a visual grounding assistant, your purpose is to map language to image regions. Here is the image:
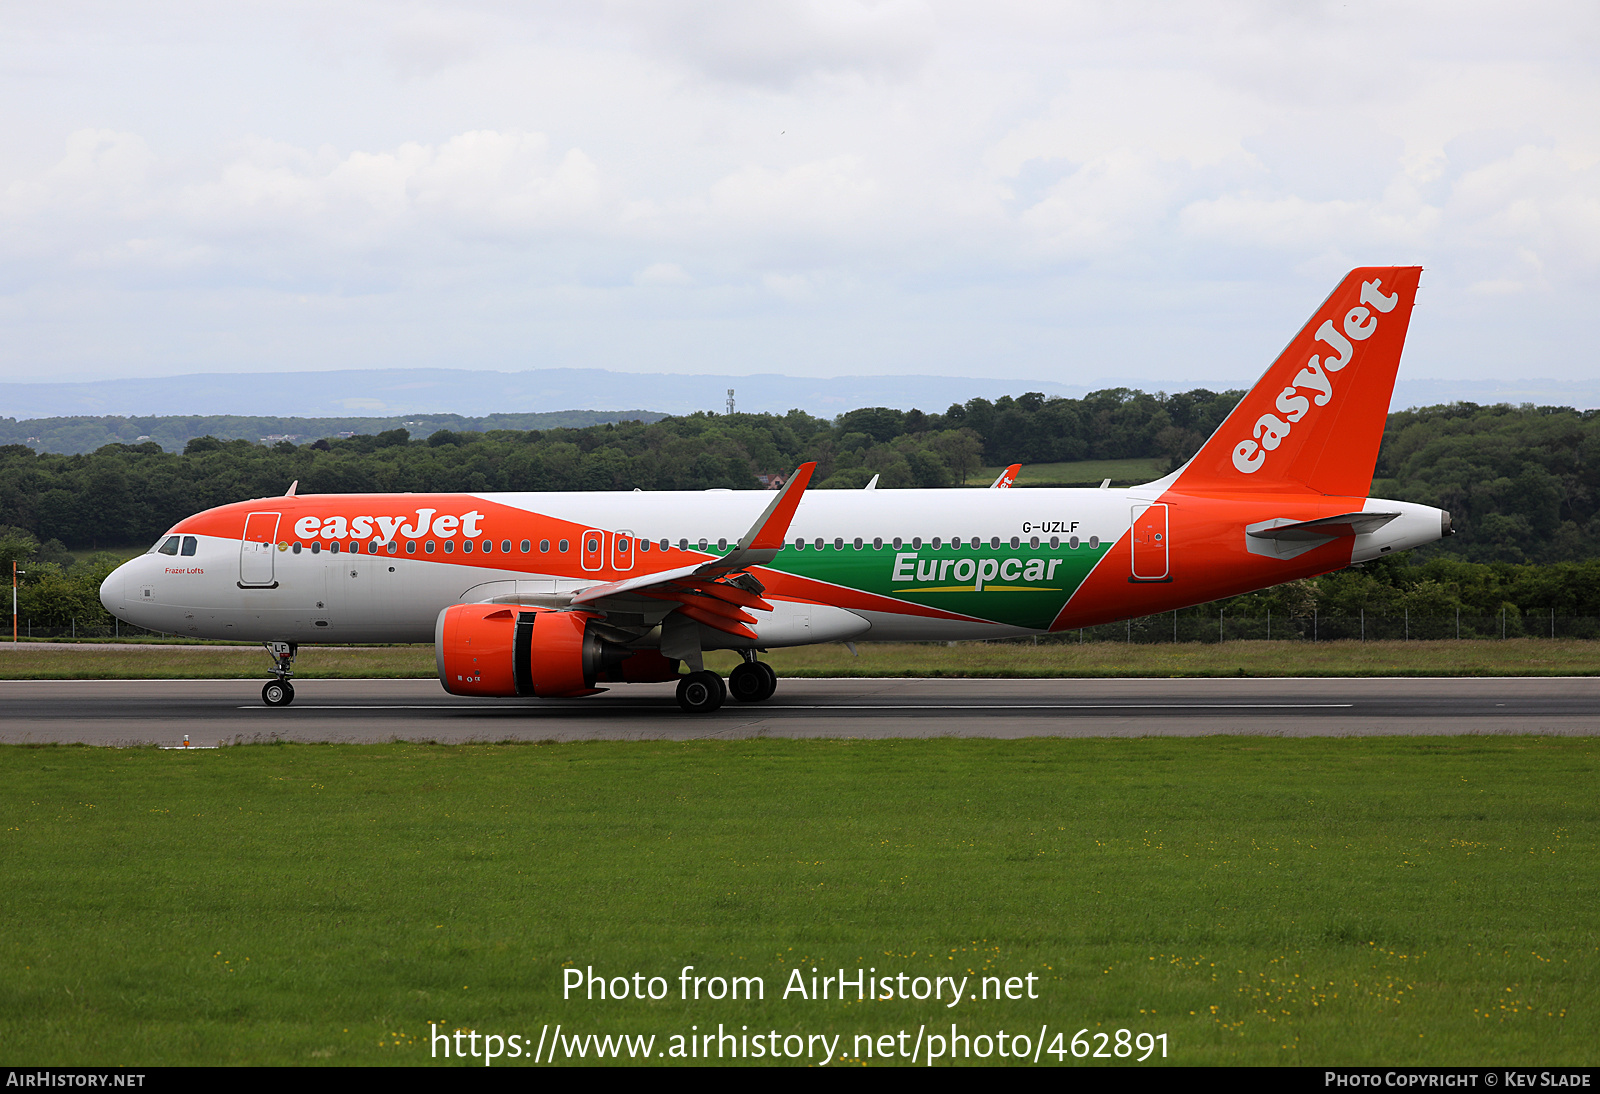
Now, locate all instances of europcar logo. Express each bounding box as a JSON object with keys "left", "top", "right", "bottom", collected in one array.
[
  {"left": 889, "top": 552, "right": 1066, "bottom": 593},
  {"left": 292, "top": 508, "right": 487, "bottom": 542},
  {"left": 1231, "top": 278, "right": 1400, "bottom": 475}
]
